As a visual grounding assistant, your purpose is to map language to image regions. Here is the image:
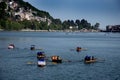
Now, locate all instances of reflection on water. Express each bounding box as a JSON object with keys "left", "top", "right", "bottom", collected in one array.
[{"left": 0, "top": 32, "right": 120, "bottom": 80}]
